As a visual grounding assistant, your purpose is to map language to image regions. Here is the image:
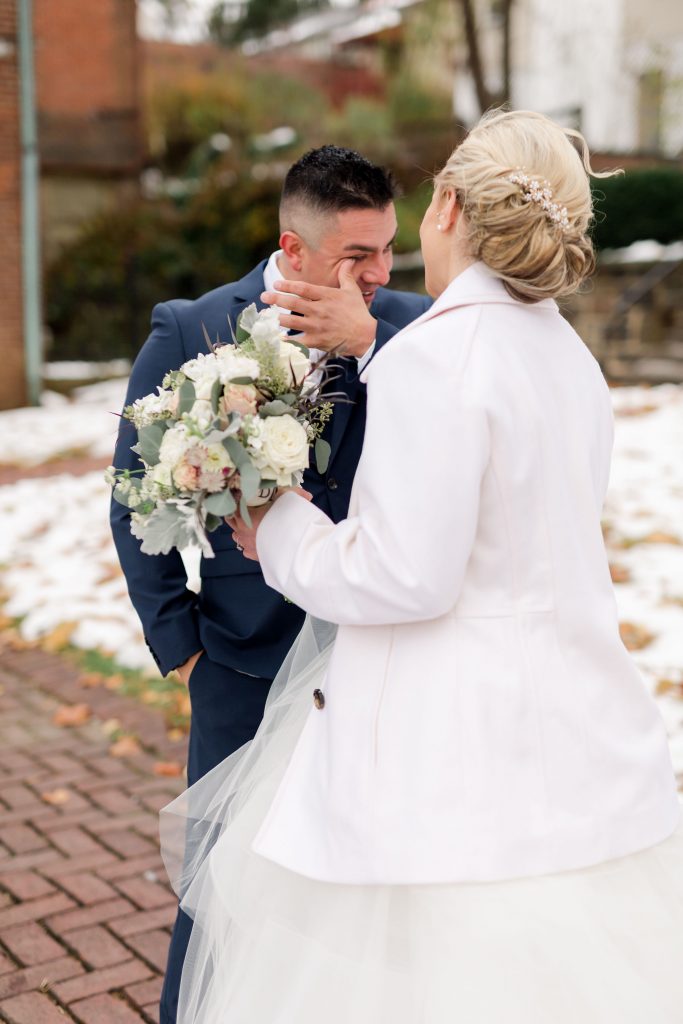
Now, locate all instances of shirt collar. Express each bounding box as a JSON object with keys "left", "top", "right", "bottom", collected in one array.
[{"left": 262, "top": 250, "right": 288, "bottom": 313}]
